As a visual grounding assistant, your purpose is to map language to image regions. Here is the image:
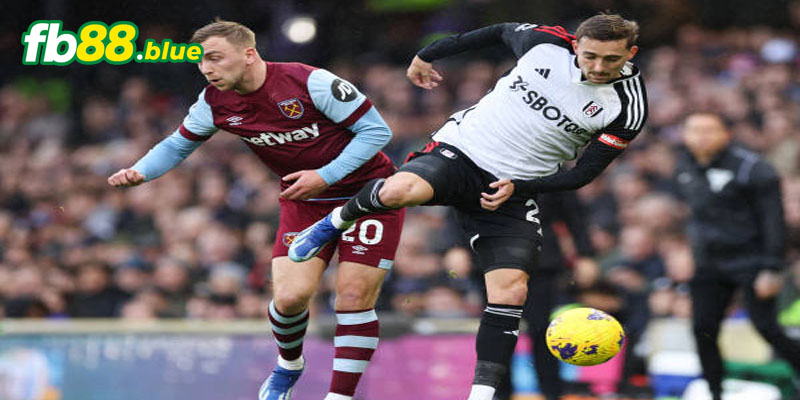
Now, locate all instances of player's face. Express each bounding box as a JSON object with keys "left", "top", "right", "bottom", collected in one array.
[
  {"left": 573, "top": 37, "right": 637, "bottom": 84},
  {"left": 683, "top": 114, "right": 731, "bottom": 159},
  {"left": 197, "top": 36, "right": 248, "bottom": 91}
]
